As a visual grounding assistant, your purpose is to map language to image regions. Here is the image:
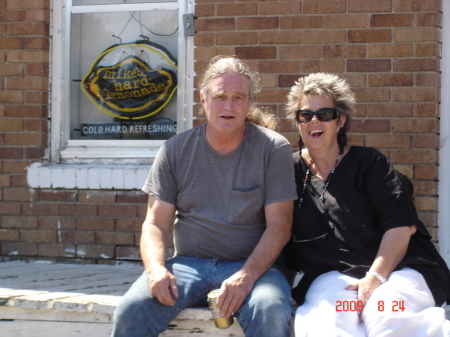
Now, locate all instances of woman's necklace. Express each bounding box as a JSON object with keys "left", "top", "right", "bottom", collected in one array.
[{"left": 298, "top": 154, "right": 341, "bottom": 208}]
